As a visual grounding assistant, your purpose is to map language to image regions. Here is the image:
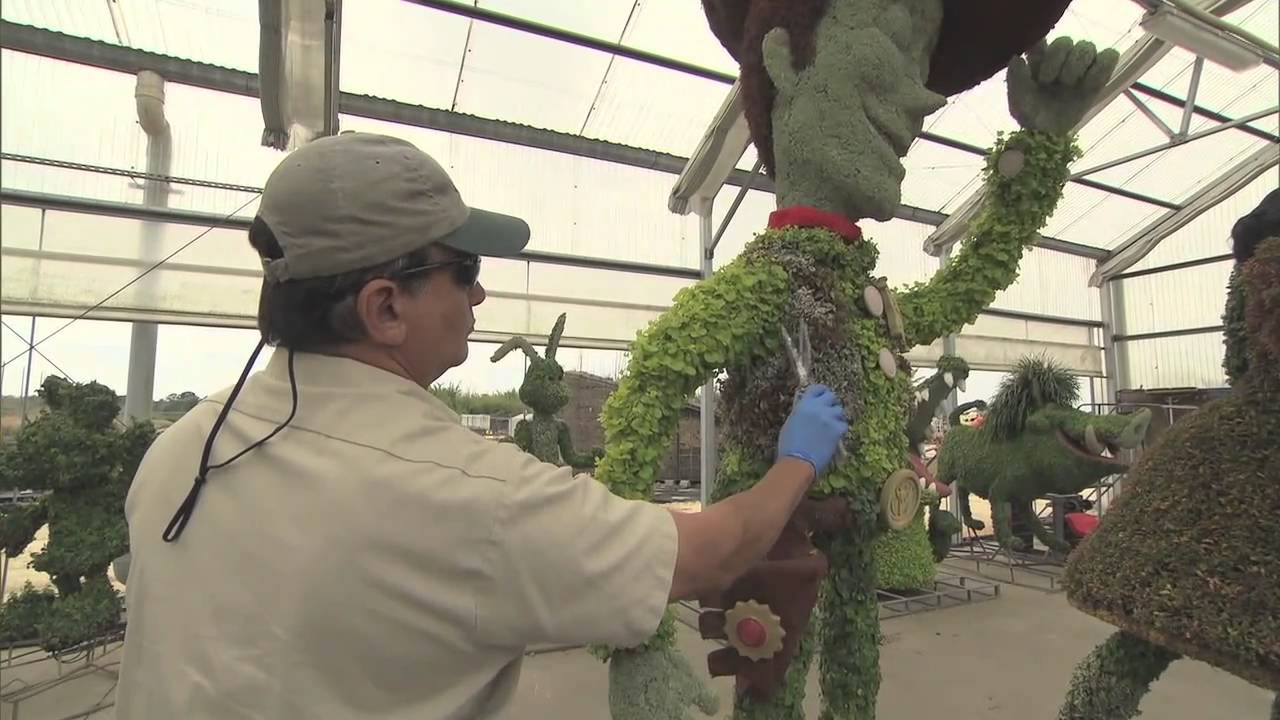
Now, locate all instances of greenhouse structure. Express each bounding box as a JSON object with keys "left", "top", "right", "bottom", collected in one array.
[{"left": 0, "top": 0, "right": 1276, "bottom": 718}]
